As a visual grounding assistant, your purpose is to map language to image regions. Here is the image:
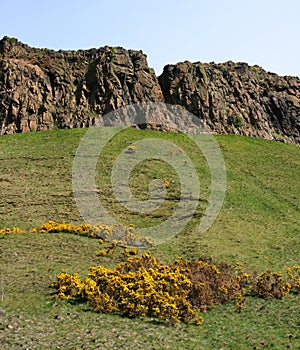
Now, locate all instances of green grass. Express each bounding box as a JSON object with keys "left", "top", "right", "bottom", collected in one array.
[
  {"left": 1, "top": 234, "right": 299, "bottom": 349},
  {"left": 0, "top": 128, "right": 300, "bottom": 349}
]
